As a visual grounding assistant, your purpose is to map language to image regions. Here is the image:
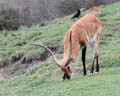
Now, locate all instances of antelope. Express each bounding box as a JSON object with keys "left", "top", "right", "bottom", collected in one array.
[{"left": 31, "top": 6, "right": 102, "bottom": 80}]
